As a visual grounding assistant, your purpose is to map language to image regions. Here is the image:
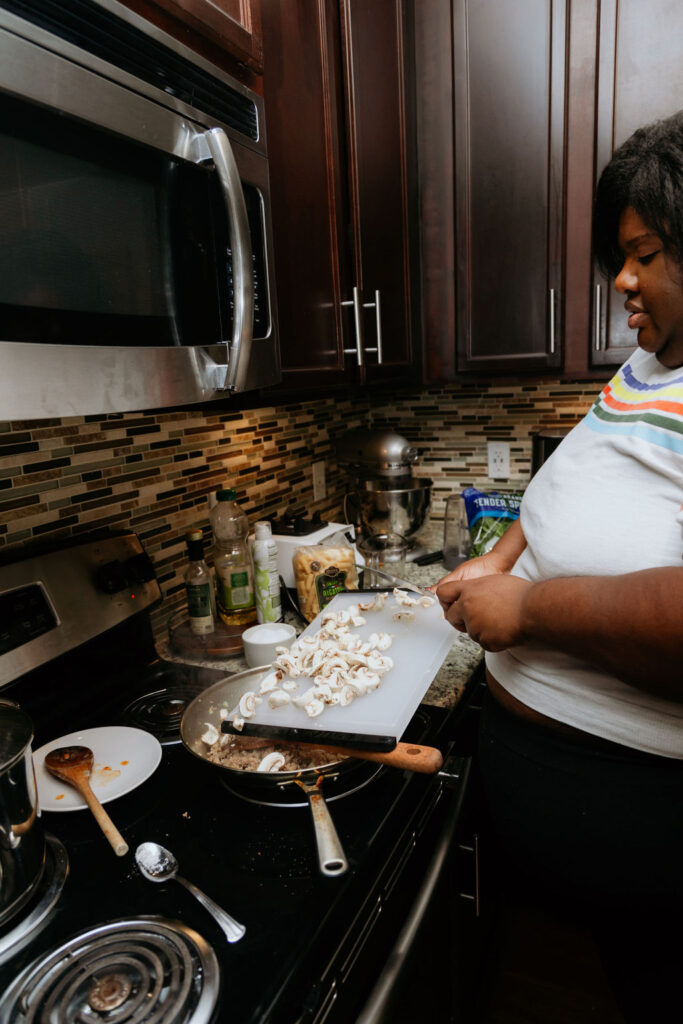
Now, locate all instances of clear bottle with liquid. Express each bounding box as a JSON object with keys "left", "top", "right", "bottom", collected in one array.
[
  {"left": 252, "top": 520, "right": 282, "bottom": 623},
  {"left": 184, "top": 530, "right": 215, "bottom": 636},
  {"left": 211, "top": 488, "right": 256, "bottom": 626}
]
